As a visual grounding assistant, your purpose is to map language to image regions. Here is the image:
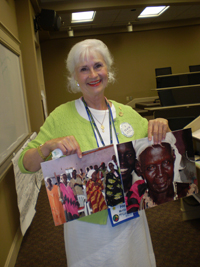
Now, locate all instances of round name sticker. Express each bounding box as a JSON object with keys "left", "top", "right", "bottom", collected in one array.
[{"left": 120, "top": 123, "right": 134, "bottom": 137}]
